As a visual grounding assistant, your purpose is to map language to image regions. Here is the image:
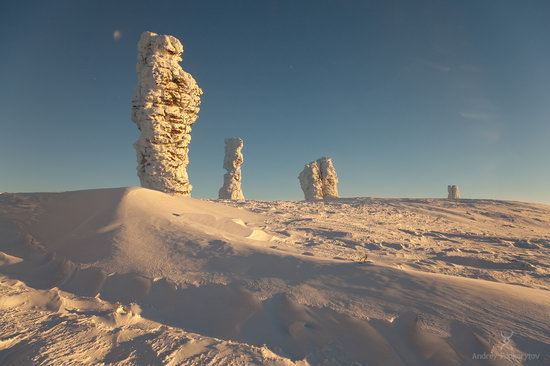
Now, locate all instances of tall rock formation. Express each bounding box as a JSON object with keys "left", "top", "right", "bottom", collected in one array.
[
  {"left": 448, "top": 185, "right": 461, "bottom": 200},
  {"left": 131, "top": 31, "right": 202, "bottom": 196},
  {"left": 298, "top": 157, "right": 339, "bottom": 201},
  {"left": 318, "top": 157, "right": 339, "bottom": 199},
  {"left": 298, "top": 161, "right": 324, "bottom": 201},
  {"left": 218, "top": 138, "right": 245, "bottom": 200}
]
